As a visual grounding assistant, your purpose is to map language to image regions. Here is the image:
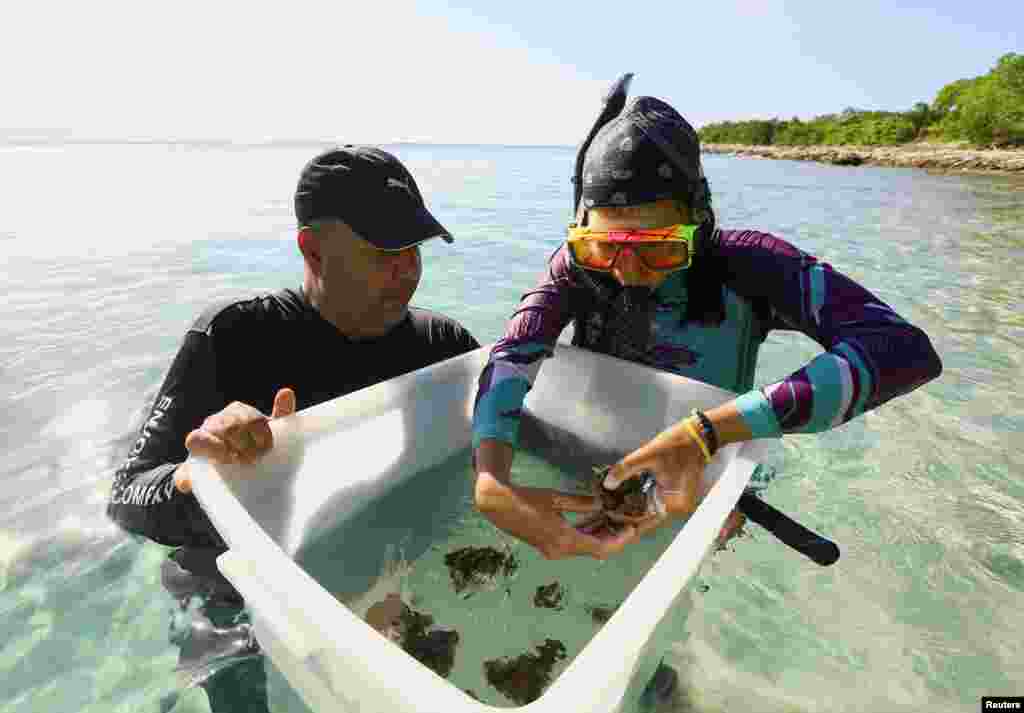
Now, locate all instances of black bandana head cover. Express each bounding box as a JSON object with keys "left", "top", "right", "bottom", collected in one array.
[{"left": 580, "top": 96, "right": 714, "bottom": 228}]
